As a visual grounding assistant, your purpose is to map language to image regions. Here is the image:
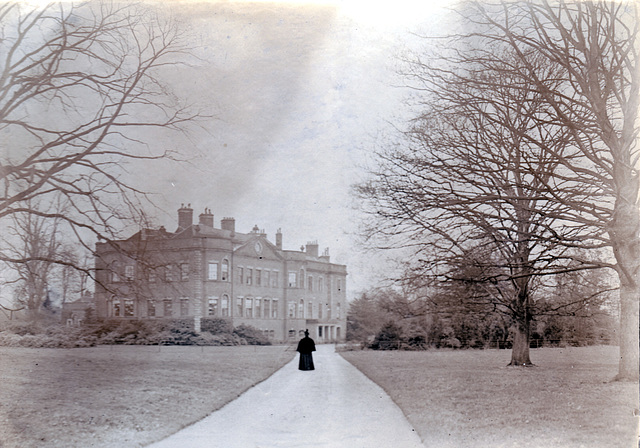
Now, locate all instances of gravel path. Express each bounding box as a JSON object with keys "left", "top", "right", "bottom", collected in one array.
[{"left": 147, "top": 344, "right": 424, "bottom": 447}]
